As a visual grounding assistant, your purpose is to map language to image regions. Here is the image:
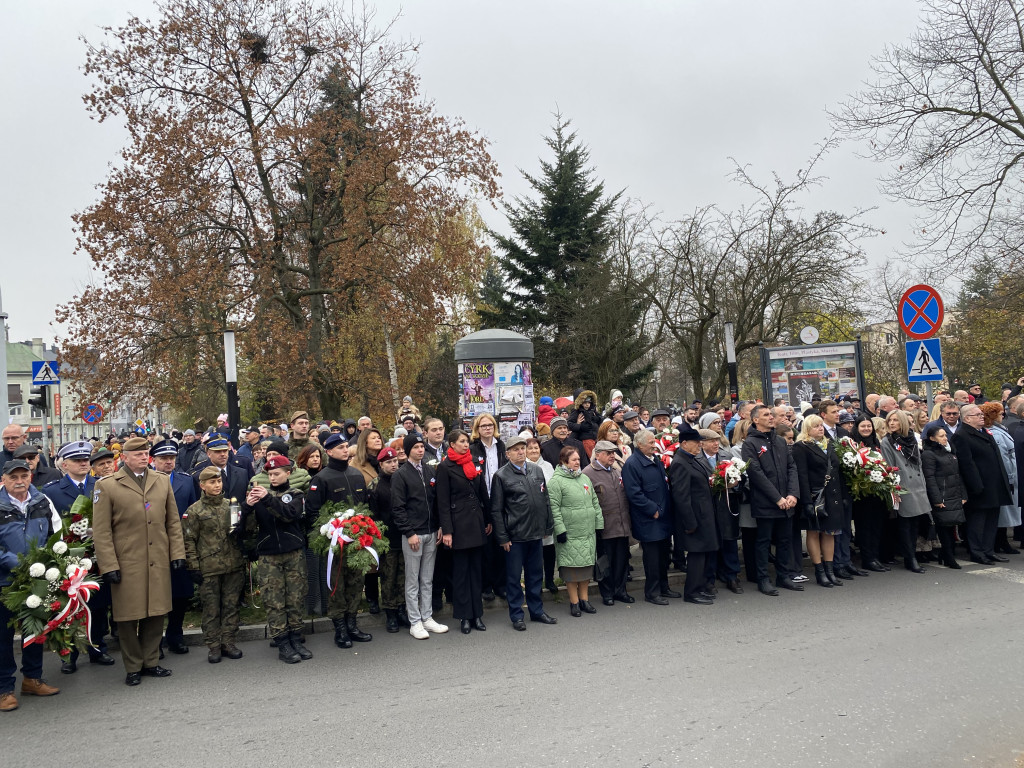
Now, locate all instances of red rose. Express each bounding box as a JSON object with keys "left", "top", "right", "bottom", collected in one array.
[
  {"left": 46, "top": 620, "right": 59, "bottom": 630},
  {"left": 359, "top": 534, "right": 373, "bottom": 548},
  {"left": 59, "top": 648, "right": 71, "bottom": 657},
  {"left": 60, "top": 580, "right": 70, "bottom": 591},
  {"left": 50, "top": 601, "right": 62, "bottom": 611},
  {"left": 72, "top": 514, "right": 83, "bottom": 522},
  {"left": 351, "top": 524, "right": 361, "bottom": 534}
]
